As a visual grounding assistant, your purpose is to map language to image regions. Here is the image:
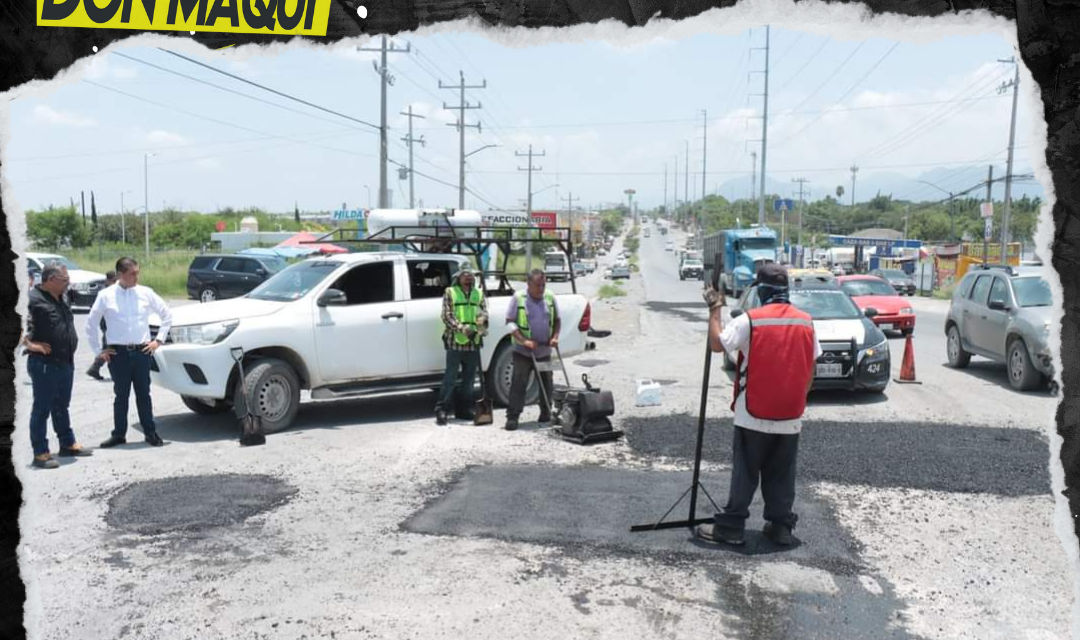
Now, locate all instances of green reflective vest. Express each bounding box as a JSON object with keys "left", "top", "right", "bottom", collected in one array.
[
  {"left": 448, "top": 285, "right": 484, "bottom": 346},
  {"left": 515, "top": 290, "right": 556, "bottom": 340}
]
